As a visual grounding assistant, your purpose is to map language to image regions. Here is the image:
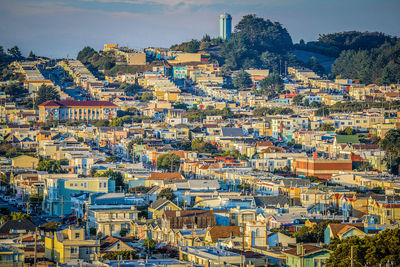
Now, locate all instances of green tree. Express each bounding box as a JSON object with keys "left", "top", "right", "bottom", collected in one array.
[
  {"left": 120, "top": 83, "right": 142, "bottom": 95},
  {"left": 327, "top": 229, "right": 400, "bottom": 267},
  {"left": 380, "top": 129, "right": 400, "bottom": 174},
  {"left": 233, "top": 70, "right": 252, "bottom": 89},
  {"left": 28, "top": 51, "right": 36, "bottom": 58},
  {"left": 292, "top": 95, "right": 304, "bottom": 106},
  {"left": 221, "top": 14, "right": 293, "bottom": 70},
  {"left": 141, "top": 91, "right": 153, "bottom": 102},
  {"left": 0, "top": 212, "right": 31, "bottom": 224},
  {"left": 157, "top": 188, "right": 176, "bottom": 201},
  {"left": 294, "top": 220, "right": 341, "bottom": 243},
  {"left": 119, "top": 228, "right": 128, "bottom": 237},
  {"left": 143, "top": 237, "right": 156, "bottom": 253},
  {"left": 77, "top": 46, "right": 97, "bottom": 63},
  {"left": 105, "top": 156, "right": 119, "bottom": 163},
  {"left": 191, "top": 138, "right": 218, "bottom": 154},
  {"left": 258, "top": 73, "right": 284, "bottom": 99},
  {"left": 7, "top": 46, "right": 22, "bottom": 59},
  {"left": 260, "top": 51, "right": 281, "bottom": 73},
  {"left": 306, "top": 56, "right": 325, "bottom": 75},
  {"left": 320, "top": 123, "right": 335, "bottom": 131},
  {"left": 315, "top": 106, "right": 330, "bottom": 116},
  {"left": 156, "top": 153, "right": 181, "bottom": 172},
  {"left": 36, "top": 159, "right": 65, "bottom": 173},
  {"left": 35, "top": 84, "right": 60, "bottom": 108}
]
